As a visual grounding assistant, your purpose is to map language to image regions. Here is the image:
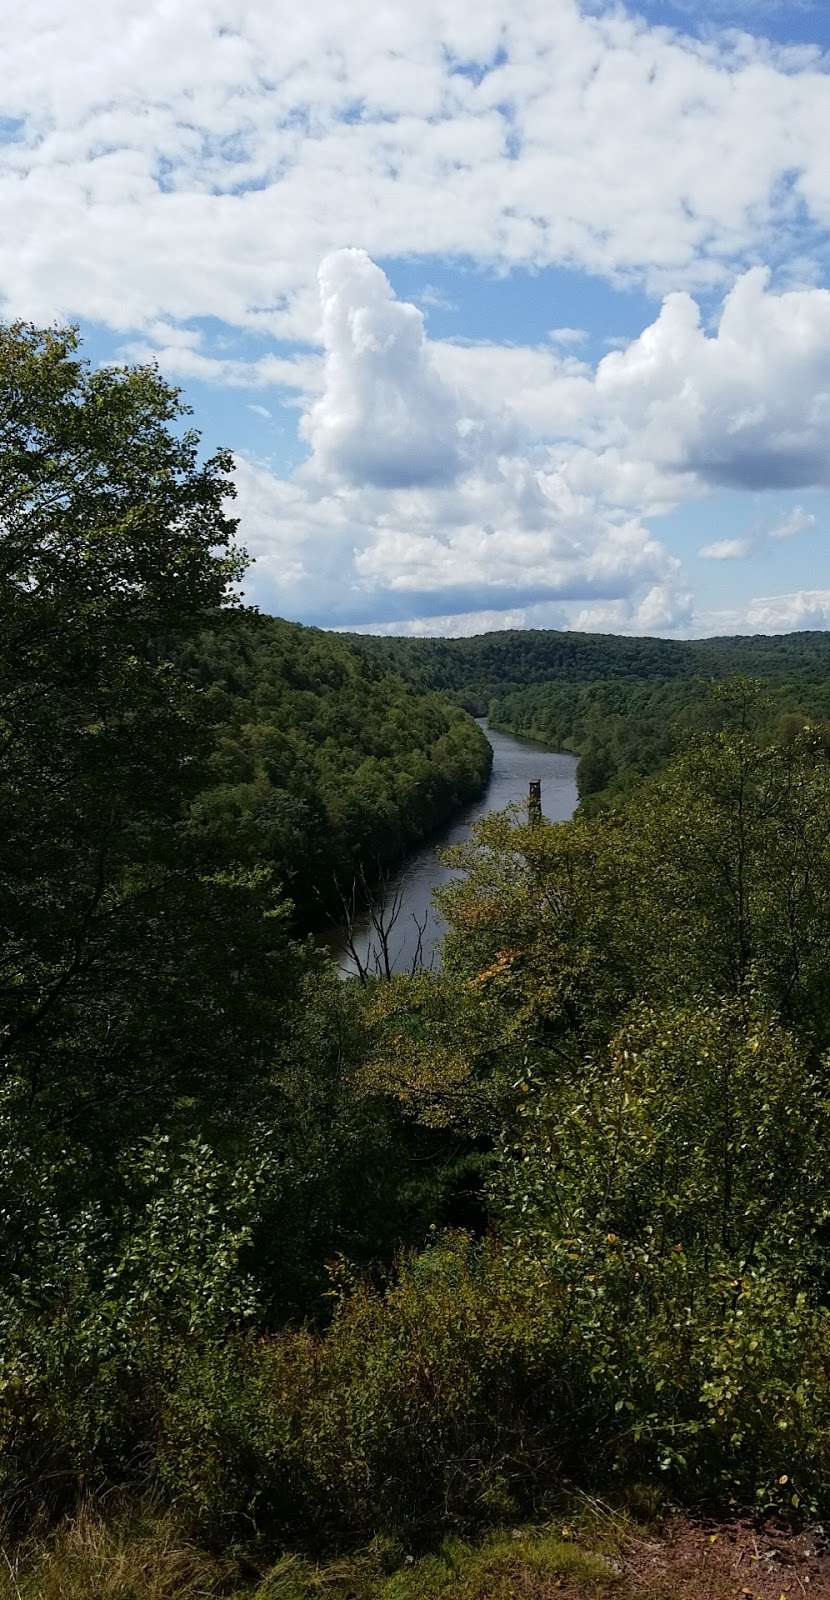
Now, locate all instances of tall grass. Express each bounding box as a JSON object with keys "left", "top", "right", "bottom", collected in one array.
[
  {"left": 0, "top": 1505, "right": 622, "bottom": 1600},
  {"left": 0, "top": 1503, "right": 237, "bottom": 1600}
]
